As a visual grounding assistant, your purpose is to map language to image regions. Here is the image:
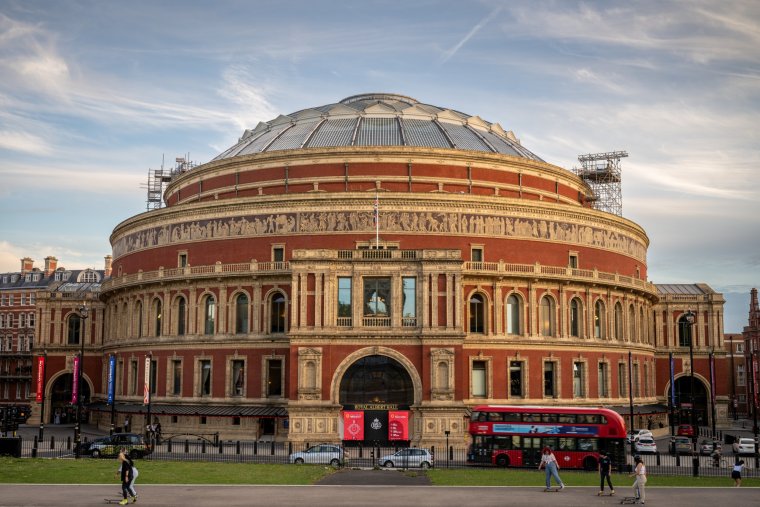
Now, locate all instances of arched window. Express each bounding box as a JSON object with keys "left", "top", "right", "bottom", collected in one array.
[
  {"left": 540, "top": 296, "right": 555, "bottom": 337},
  {"left": 204, "top": 295, "right": 216, "bottom": 335},
  {"left": 270, "top": 293, "right": 286, "bottom": 333},
  {"left": 639, "top": 308, "right": 647, "bottom": 344},
  {"left": 304, "top": 361, "right": 316, "bottom": 389},
  {"left": 569, "top": 298, "right": 581, "bottom": 337},
  {"left": 67, "top": 313, "right": 82, "bottom": 345},
  {"left": 628, "top": 305, "right": 636, "bottom": 342},
  {"left": 235, "top": 293, "right": 249, "bottom": 334},
  {"left": 437, "top": 361, "right": 449, "bottom": 390},
  {"left": 122, "top": 302, "right": 129, "bottom": 339},
  {"left": 469, "top": 293, "right": 486, "bottom": 334},
  {"left": 153, "top": 299, "right": 162, "bottom": 337},
  {"left": 614, "top": 302, "right": 623, "bottom": 340},
  {"left": 177, "top": 297, "right": 186, "bottom": 336},
  {"left": 594, "top": 300, "right": 606, "bottom": 339},
  {"left": 506, "top": 294, "right": 521, "bottom": 335},
  {"left": 135, "top": 301, "right": 143, "bottom": 338},
  {"left": 678, "top": 314, "right": 693, "bottom": 347}
]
